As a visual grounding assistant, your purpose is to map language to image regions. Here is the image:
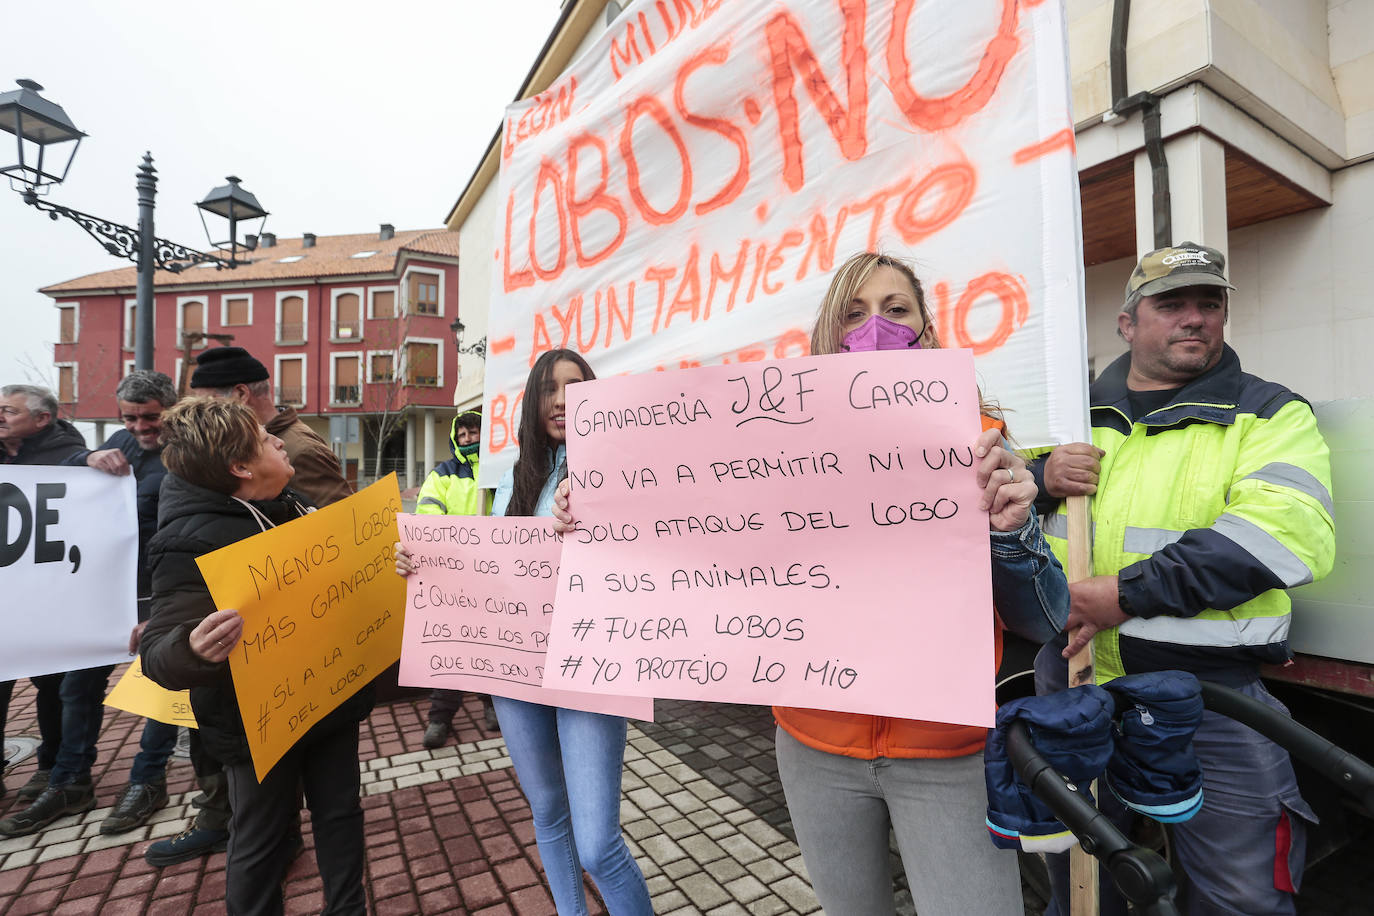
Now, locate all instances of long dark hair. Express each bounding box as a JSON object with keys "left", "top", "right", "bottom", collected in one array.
[{"left": 505, "top": 349, "right": 595, "bottom": 516}]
